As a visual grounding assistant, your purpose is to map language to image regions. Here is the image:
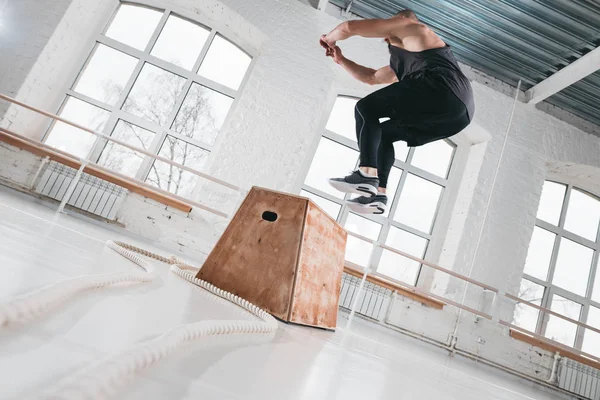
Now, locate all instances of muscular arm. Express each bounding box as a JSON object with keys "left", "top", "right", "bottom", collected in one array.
[
  {"left": 325, "top": 17, "right": 425, "bottom": 43},
  {"left": 327, "top": 46, "right": 397, "bottom": 85},
  {"left": 339, "top": 59, "right": 398, "bottom": 86}
]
